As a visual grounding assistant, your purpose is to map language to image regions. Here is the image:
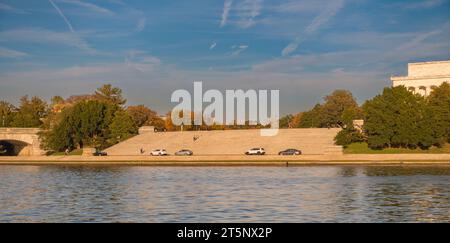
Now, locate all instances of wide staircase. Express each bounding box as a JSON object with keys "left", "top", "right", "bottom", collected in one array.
[{"left": 105, "top": 128, "right": 342, "bottom": 156}]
